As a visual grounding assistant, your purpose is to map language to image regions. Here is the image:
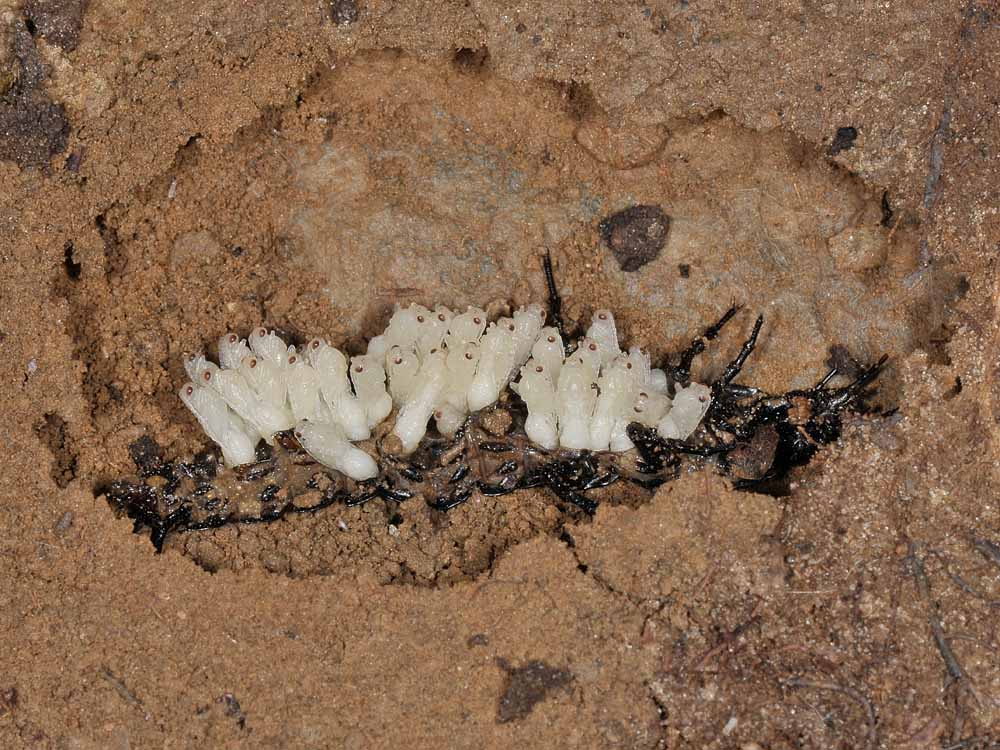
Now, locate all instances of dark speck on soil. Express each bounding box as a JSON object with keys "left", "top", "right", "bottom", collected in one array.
[
  {"left": 496, "top": 658, "right": 573, "bottom": 724},
  {"left": 827, "top": 126, "right": 858, "bottom": 156},
  {"left": 452, "top": 47, "right": 490, "bottom": 73},
  {"left": 599, "top": 204, "right": 671, "bottom": 272},
  {"left": 880, "top": 190, "right": 894, "bottom": 227},
  {"left": 54, "top": 510, "right": 74, "bottom": 535},
  {"left": 330, "top": 0, "right": 358, "bottom": 25},
  {"left": 825, "top": 344, "right": 865, "bottom": 380},
  {"left": 0, "top": 687, "right": 18, "bottom": 716},
  {"left": 219, "top": 692, "right": 246, "bottom": 729},
  {"left": 65, "top": 149, "right": 83, "bottom": 172}
]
